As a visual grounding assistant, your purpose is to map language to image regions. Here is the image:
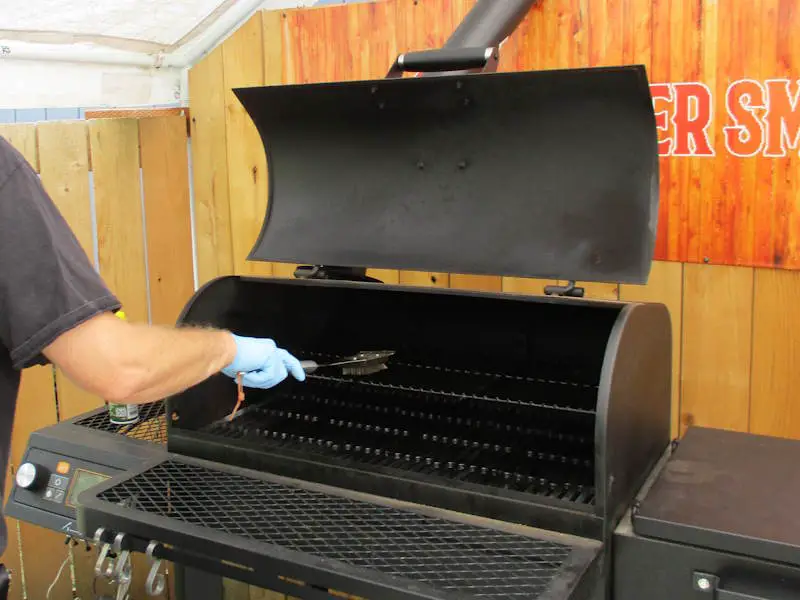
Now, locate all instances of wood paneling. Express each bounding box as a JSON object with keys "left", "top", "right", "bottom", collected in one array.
[
  {"left": 13, "top": 367, "right": 68, "bottom": 600},
  {"left": 140, "top": 115, "right": 195, "bottom": 326},
  {"left": 89, "top": 118, "right": 149, "bottom": 323},
  {"left": 449, "top": 274, "right": 503, "bottom": 292},
  {"left": 399, "top": 271, "right": 450, "bottom": 288},
  {"left": 38, "top": 121, "right": 103, "bottom": 421},
  {"left": 188, "top": 44, "right": 235, "bottom": 285},
  {"left": 0, "top": 124, "right": 38, "bottom": 171},
  {"left": 223, "top": 12, "right": 273, "bottom": 278},
  {"left": 680, "top": 264, "right": 754, "bottom": 435},
  {"left": 750, "top": 268, "right": 800, "bottom": 439}
]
